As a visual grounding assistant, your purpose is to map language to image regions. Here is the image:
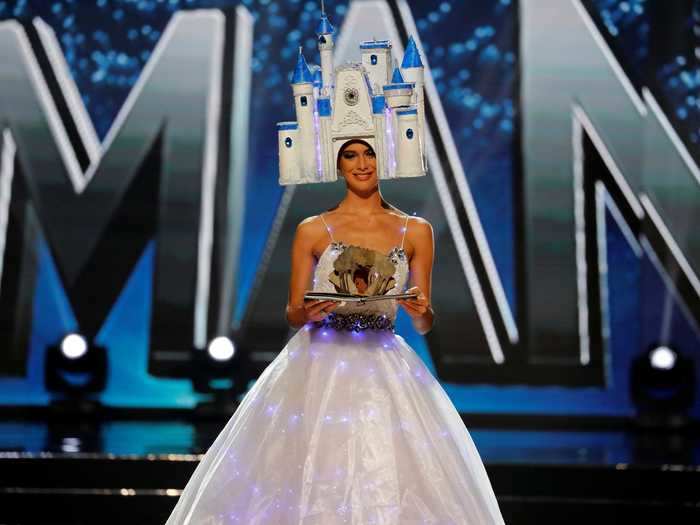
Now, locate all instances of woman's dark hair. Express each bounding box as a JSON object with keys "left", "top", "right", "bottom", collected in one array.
[{"left": 336, "top": 139, "right": 375, "bottom": 167}]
